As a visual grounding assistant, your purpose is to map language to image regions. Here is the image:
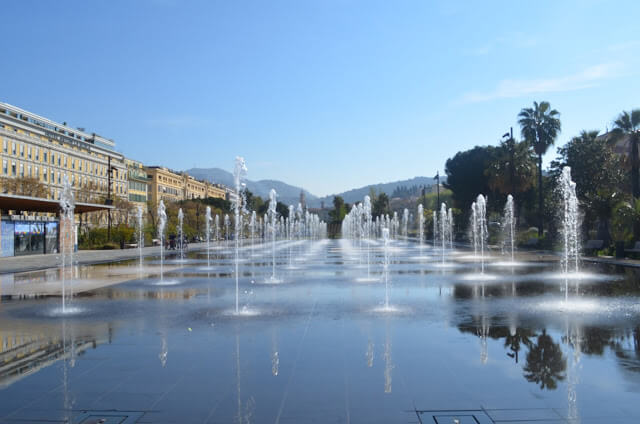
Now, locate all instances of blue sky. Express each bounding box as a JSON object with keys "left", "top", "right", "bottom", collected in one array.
[{"left": 2, "top": 0, "right": 639, "bottom": 196}]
